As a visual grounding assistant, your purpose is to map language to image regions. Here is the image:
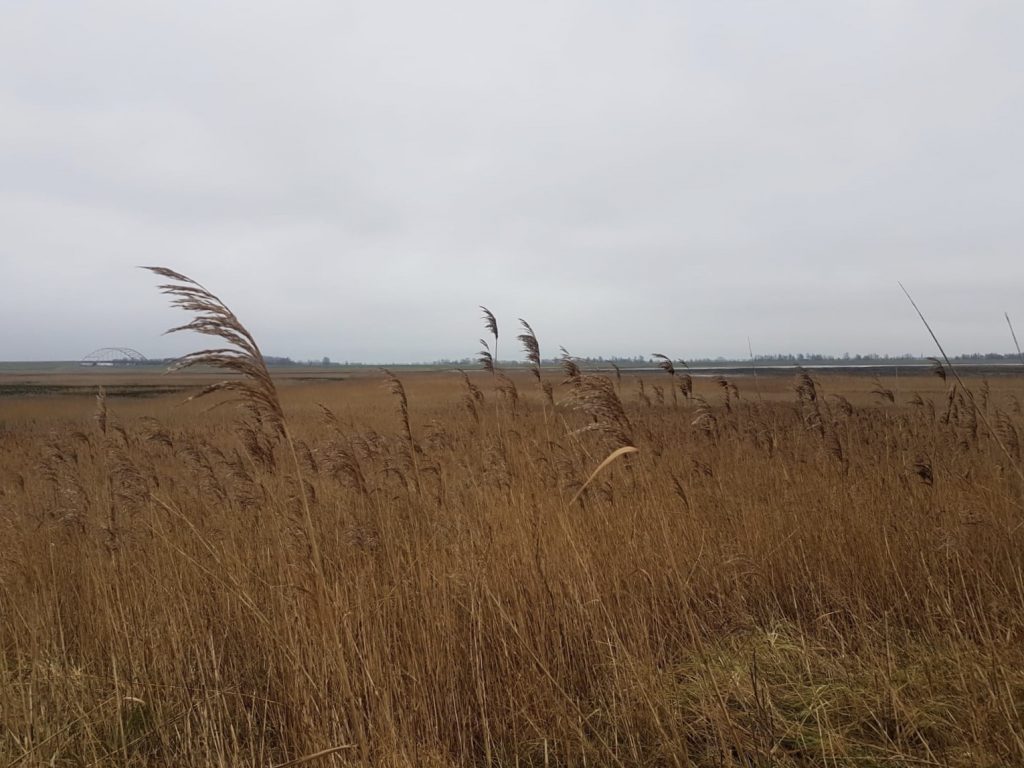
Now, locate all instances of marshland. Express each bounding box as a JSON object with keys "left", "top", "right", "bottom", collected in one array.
[
  {"left": 5, "top": 3, "right": 1024, "bottom": 766},
  {"left": 0, "top": 271, "right": 1022, "bottom": 767}
]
